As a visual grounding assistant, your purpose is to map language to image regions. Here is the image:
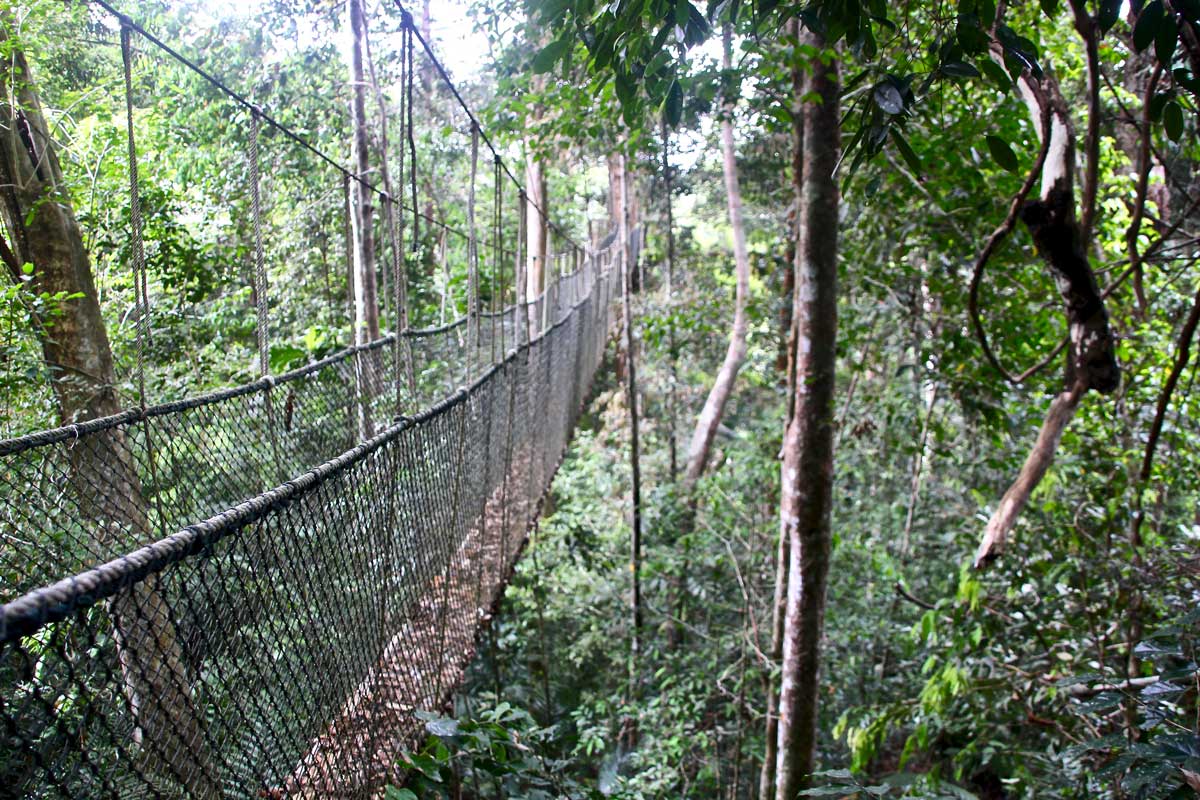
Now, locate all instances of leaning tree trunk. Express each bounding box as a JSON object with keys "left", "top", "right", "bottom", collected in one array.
[
  {"left": 773, "top": 25, "right": 839, "bottom": 800},
  {"left": 682, "top": 23, "right": 751, "bottom": 489},
  {"left": 0, "top": 36, "right": 220, "bottom": 798}
]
